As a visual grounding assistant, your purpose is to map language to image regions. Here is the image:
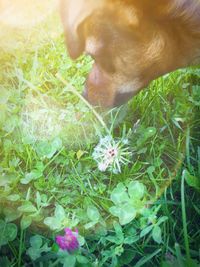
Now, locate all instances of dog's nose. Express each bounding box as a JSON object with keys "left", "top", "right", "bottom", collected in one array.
[{"left": 113, "top": 91, "right": 134, "bottom": 107}]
